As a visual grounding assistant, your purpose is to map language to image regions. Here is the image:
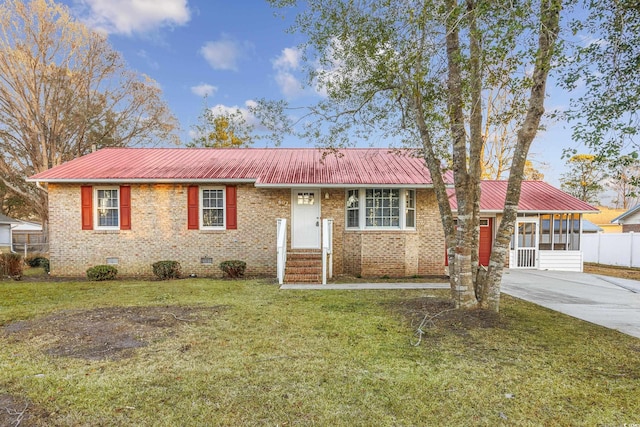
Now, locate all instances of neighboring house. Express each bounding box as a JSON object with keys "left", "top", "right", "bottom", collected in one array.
[
  {"left": 587, "top": 206, "right": 625, "bottom": 233},
  {"left": 581, "top": 219, "right": 603, "bottom": 233},
  {"left": 611, "top": 205, "right": 640, "bottom": 232},
  {"left": 28, "top": 148, "right": 597, "bottom": 281},
  {"left": 0, "top": 213, "right": 18, "bottom": 252},
  {"left": 12, "top": 221, "right": 45, "bottom": 255}
]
